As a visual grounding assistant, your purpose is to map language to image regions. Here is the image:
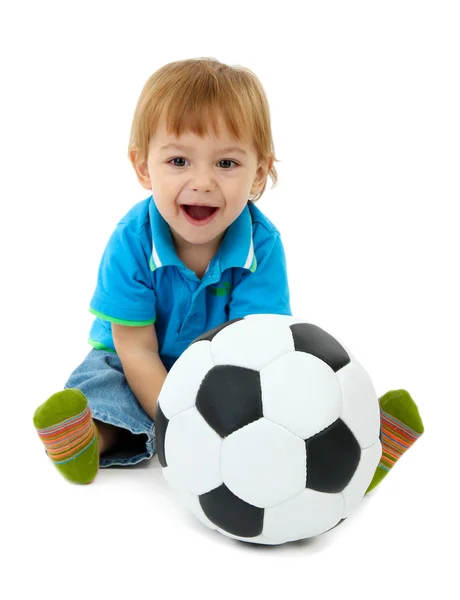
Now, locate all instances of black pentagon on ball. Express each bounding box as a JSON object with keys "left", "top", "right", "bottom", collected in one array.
[
  {"left": 199, "top": 483, "right": 264, "bottom": 538},
  {"left": 290, "top": 323, "right": 350, "bottom": 372},
  {"left": 191, "top": 318, "right": 244, "bottom": 345},
  {"left": 305, "top": 419, "right": 361, "bottom": 493},
  {"left": 196, "top": 365, "right": 263, "bottom": 437},
  {"left": 154, "top": 402, "right": 169, "bottom": 468}
]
